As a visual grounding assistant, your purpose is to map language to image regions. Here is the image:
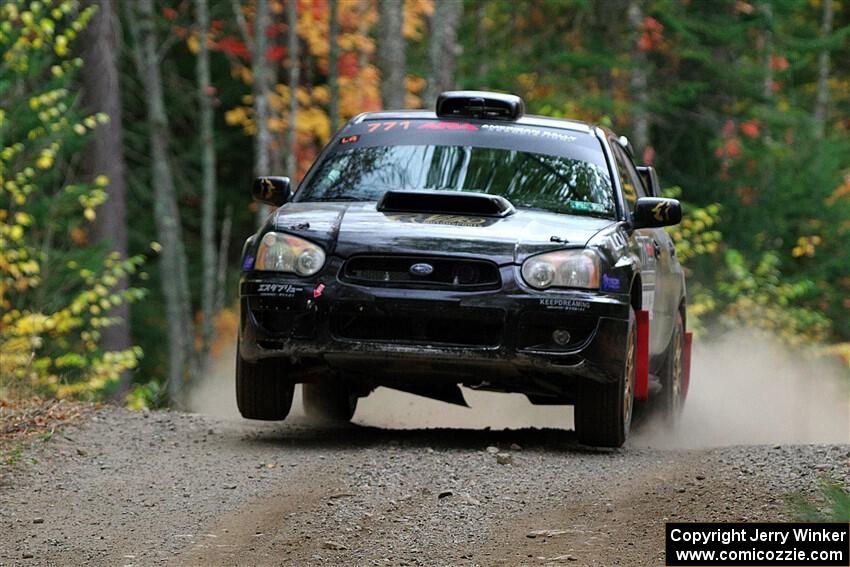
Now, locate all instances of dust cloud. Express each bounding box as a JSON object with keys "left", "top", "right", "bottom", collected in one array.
[
  {"left": 189, "top": 330, "right": 849, "bottom": 447},
  {"left": 188, "top": 341, "right": 573, "bottom": 428},
  {"left": 634, "top": 330, "right": 849, "bottom": 448}
]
